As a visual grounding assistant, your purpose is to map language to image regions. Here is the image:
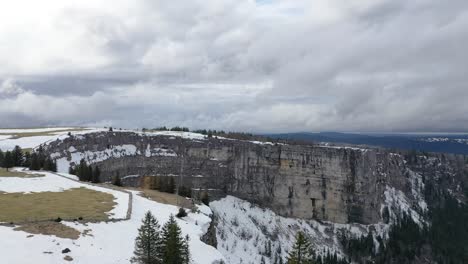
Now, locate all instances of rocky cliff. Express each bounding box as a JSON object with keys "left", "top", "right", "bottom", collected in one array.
[{"left": 42, "top": 131, "right": 468, "bottom": 225}]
